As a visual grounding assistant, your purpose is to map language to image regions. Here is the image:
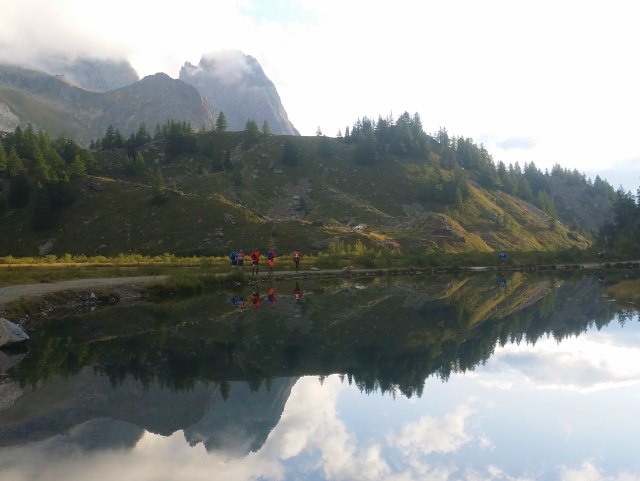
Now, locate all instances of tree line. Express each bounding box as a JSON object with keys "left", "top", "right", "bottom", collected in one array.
[
  {"left": 337, "top": 112, "right": 617, "bottom": 220},
  {"left": 598, "top": 185, "right": 640, "bottom": 255},
  {"left": 0, "top": 124, "right": 94, "bottom": 230}
]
